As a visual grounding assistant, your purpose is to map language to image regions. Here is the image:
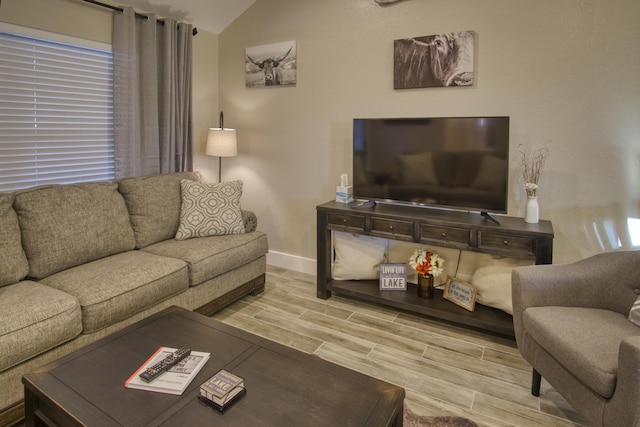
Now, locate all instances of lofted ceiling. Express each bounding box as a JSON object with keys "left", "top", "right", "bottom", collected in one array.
[{"left": 114, "top": 0, "right": 256, "bottom": 34}]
